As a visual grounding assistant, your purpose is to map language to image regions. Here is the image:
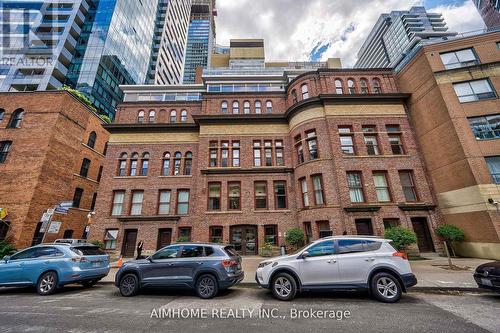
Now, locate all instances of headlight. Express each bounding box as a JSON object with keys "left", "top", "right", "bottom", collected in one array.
[{"left": 258, "top": 261, "right": 272, "bottom": 268}]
